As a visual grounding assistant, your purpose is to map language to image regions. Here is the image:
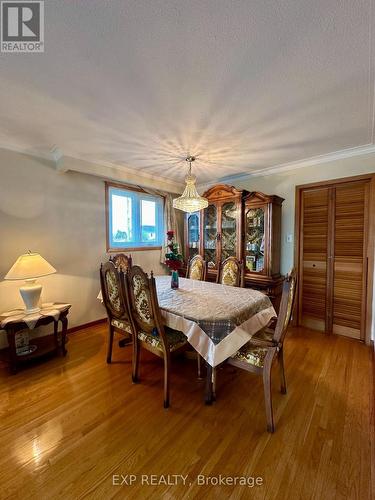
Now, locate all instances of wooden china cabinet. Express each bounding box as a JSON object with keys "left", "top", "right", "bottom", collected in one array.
[
  {"left": 184, "top": 185, "right": 285, "bottom": 310},
  {"left": 243, "top": 191, "right": 285, "bottom": 309},
  {"left": 185, "top": 184, "right": 247, "bottom": 272}
]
